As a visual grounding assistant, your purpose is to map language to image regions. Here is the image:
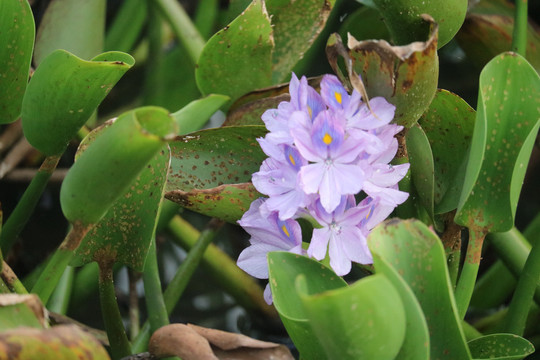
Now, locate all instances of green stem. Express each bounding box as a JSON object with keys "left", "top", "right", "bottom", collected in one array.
[
  {"left": 142, "top": 238, "right": 169, "bottom": 332},
  {"left": 455, "top": 228, "right": 486, "bottom": 319},
  {"left": 470, "top": 261, "right": 516, "bottom": 309},
  {"left": 504, "top": 235, "right": 540, "bottom": 335},
  {"left": 461, "top": 320, "right": 483, "bottom": 341},
  {"left": 194, "top": 0, "right": 218, "bottom": 39},
  {"left": 143, "top": 1, "right": 164, "bottom": 105},
  {"left": 128, "top": 268, "right": 140, "bottom": 340},
  {"left": 105, "top": 0, "right": 147, "bottom": 53},
  {"left": 47, "top": 266, "right": 74, "bottom": 314},
  {"left": 512, "top": 0, "right": 528, "bottom": 56},
  {"left": 1, "top": 261, "right": 28, "bottom": 294},
  {"left": 0, "top": 154, "right": 61, "bottom": 255},
  {"left": 167, "top": 215, "right": 277, "bottom": 319},
  {"left": 32, "top": 222, "right": 92, "bottom": 304},
  {"left": 152, "top": 0, "right": 205, "bottom": 64},
  {"left": 99, "top": 261, "right": 131, "bottom": 360},
  {"left": 131, "top": 218, "right": 223, "bottom": 353}
]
